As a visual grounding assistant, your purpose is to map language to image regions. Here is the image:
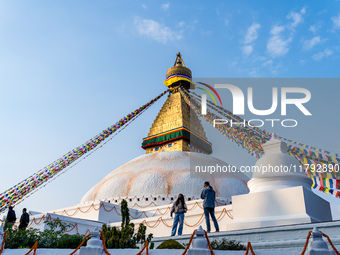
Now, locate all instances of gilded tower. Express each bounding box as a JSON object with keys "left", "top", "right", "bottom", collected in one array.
[{"left": 142, "top": 52, "right": 212, "bottom": 154}]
